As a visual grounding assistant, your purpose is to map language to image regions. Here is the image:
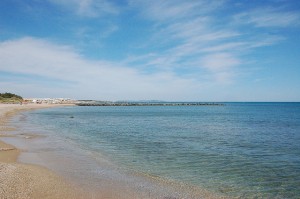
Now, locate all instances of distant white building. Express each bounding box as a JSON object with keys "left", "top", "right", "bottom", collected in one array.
[{"left": 24, "top": 98, "right": 76, "bottom": 104}]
